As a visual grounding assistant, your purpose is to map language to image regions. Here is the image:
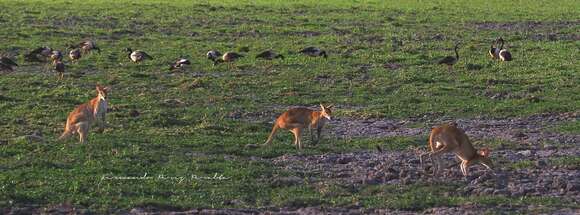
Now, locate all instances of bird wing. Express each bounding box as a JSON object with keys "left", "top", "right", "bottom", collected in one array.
[
  {"left": 140, "top": 51, "right": 153, "bottom": 59},
  {"left": 438, "top": 56, "right": 455, "bottom": 64},
  {"left": 28, "top": 47, "right": 48, "bottom": 55},
  {"left": 299, "top": 47, "right": 316, "bottom": 53},
  {"left": 256, "top": 51, "right": 270, "bottom": 58},
  {"left": 0, "top": 58, "right": 18, "bottom": 67},
  {"left": 230, "top": 52, "right": 244, "bottom": 58}
]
